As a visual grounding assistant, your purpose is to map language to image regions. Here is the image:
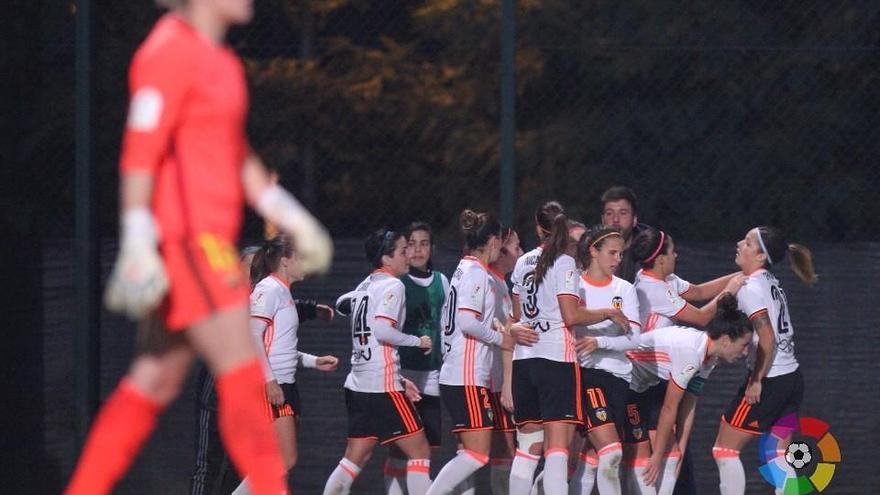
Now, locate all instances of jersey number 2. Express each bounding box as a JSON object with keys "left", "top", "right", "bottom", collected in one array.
[{"left": 769, "top": 285, "right": 792, "bottom": 334}]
